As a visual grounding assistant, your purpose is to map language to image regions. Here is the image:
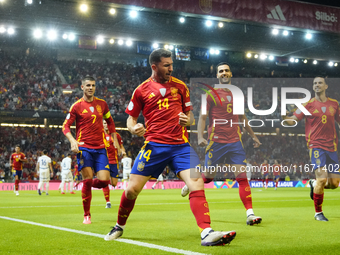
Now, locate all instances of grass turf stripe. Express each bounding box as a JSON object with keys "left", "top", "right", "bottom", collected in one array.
[{"left": 0, "top": 216, "right": 209, "bottom": 255}]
